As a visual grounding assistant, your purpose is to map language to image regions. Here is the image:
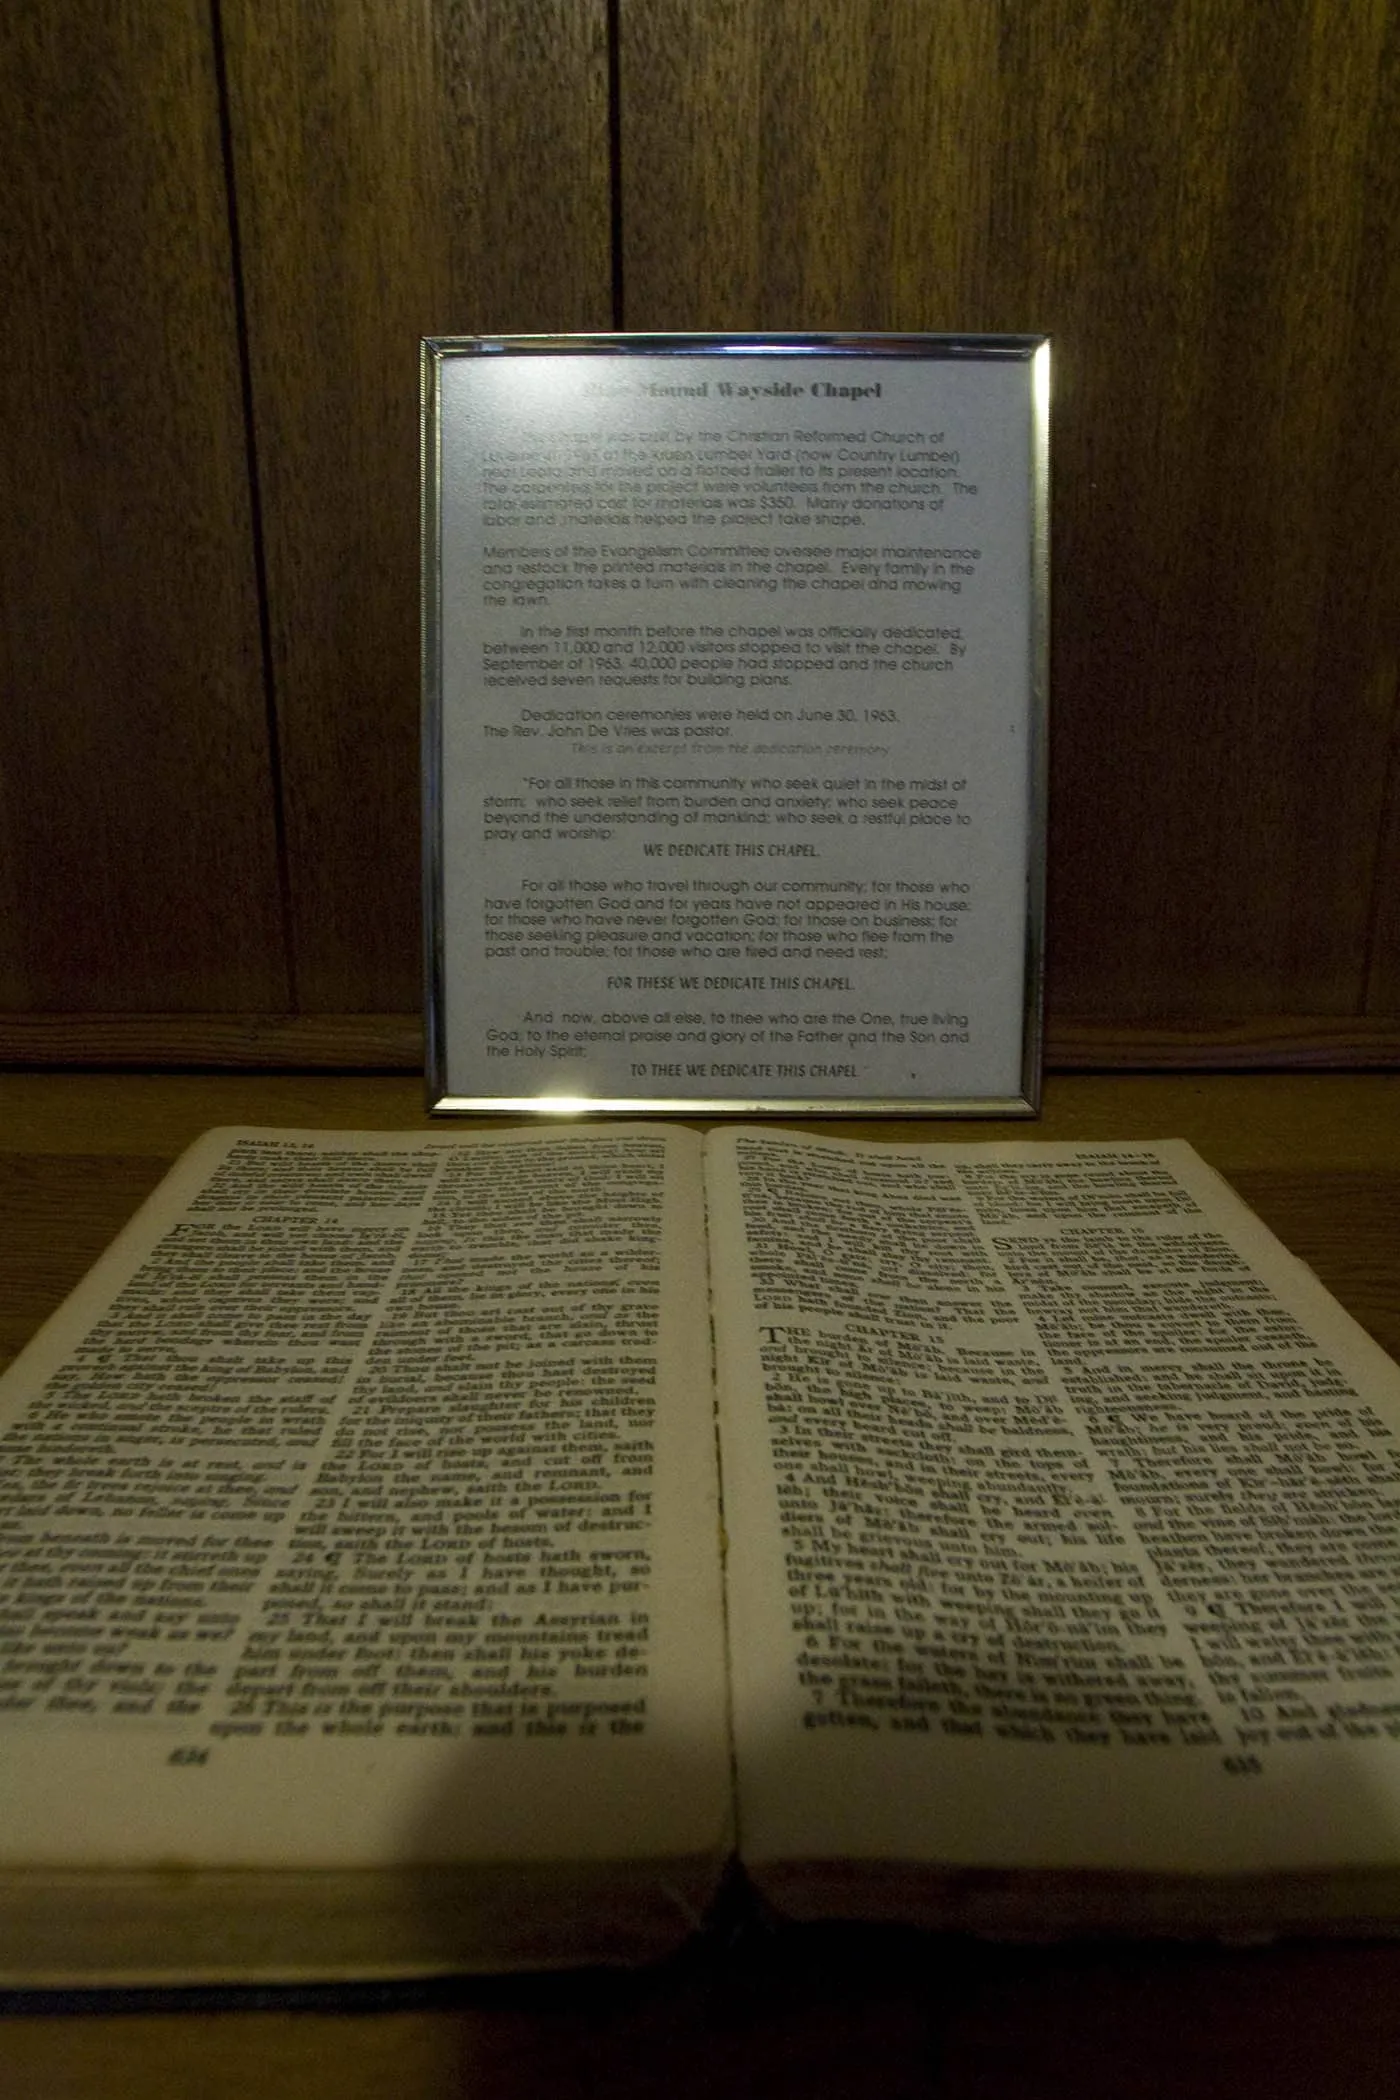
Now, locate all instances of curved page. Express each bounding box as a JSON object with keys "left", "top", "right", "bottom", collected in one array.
[
  {"left": 0, "top": 1124, "right": 729, "bottom": 1979},
  {"left": 707, "top": 1128, "right": 1400, "bottom": 1931}
]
